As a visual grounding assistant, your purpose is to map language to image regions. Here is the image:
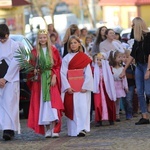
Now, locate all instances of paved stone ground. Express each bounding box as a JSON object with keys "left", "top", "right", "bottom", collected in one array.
[{"left": 0, "top": 112, "right": 150, "bottom": 150}]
